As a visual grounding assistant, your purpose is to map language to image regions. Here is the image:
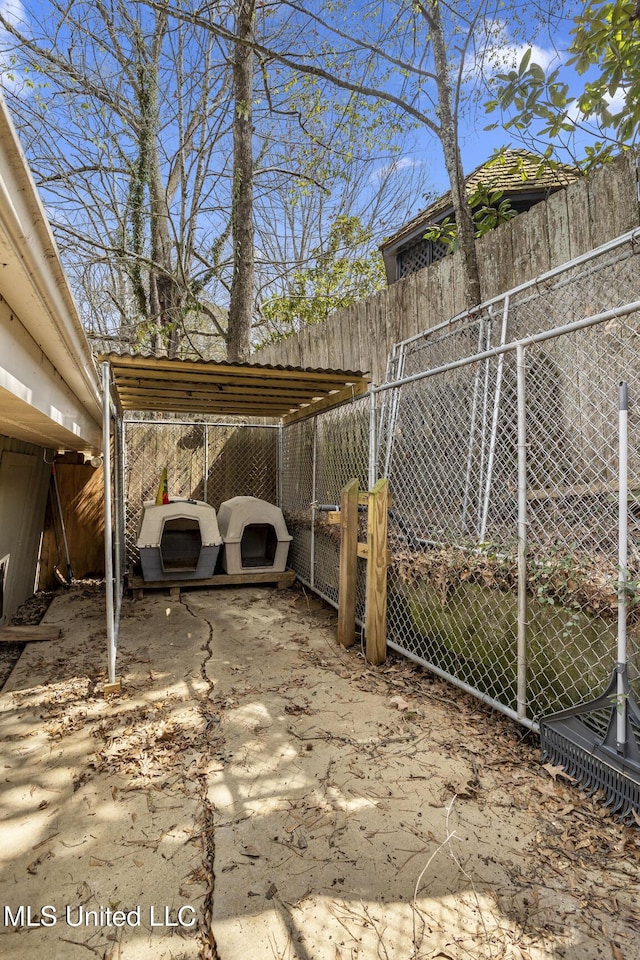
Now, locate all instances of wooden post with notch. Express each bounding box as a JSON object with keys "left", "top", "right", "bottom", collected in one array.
[
  {"left": 365, "top": 478, "right": 389, "bottom": 665},
  {"left": 337, "top": 478, "right": 359, "bottom": 647}
]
